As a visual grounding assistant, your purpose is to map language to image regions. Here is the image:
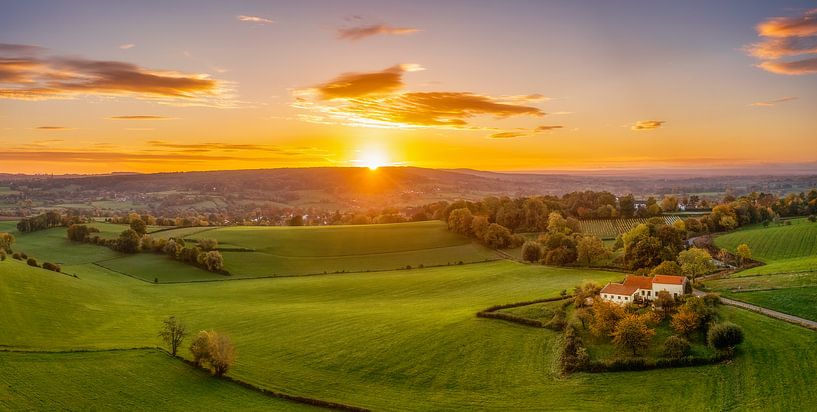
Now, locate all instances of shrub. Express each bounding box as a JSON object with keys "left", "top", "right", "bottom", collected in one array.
[
  {"left": 12, "top": 252, "right": 22, "bottom": 260},
  {"left": 189, "top": 330, "right": 236, "bottom": 377},
  {"left": 559, "top": 325, "right": 590, "bottom": 373},
  {"left": 809, "top": 215, "right": 817, "bottom": 223},
  {"left": 708, "top": 322, "right": 744, "bottom": 352},
  {"left": 20, "top": 252, "right": 28, "bottom": 259},
  {"left": 521, "top": 241, "right": 542, "bottom": 263},
  {"left": 545, "top": 309, "right": 567, "bottom": 331},
  {"left": 663, "top": 335, "right": 691, "bottom": 359},
  {"left": 26, "top": 257, "right": 39, "bottom": 267},
  {"left": 42, "top": 262, "right": 61, "bottom": 272}
]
